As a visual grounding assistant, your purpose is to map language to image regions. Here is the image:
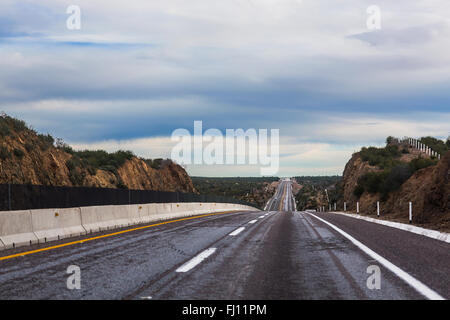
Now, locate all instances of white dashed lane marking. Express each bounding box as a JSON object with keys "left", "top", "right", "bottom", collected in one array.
[
  {"left": 176, "top": 248, "right": 217, "bottom": 273},
  {"left": 229, "top": 227, "right": 245, "bottom": 236}
]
